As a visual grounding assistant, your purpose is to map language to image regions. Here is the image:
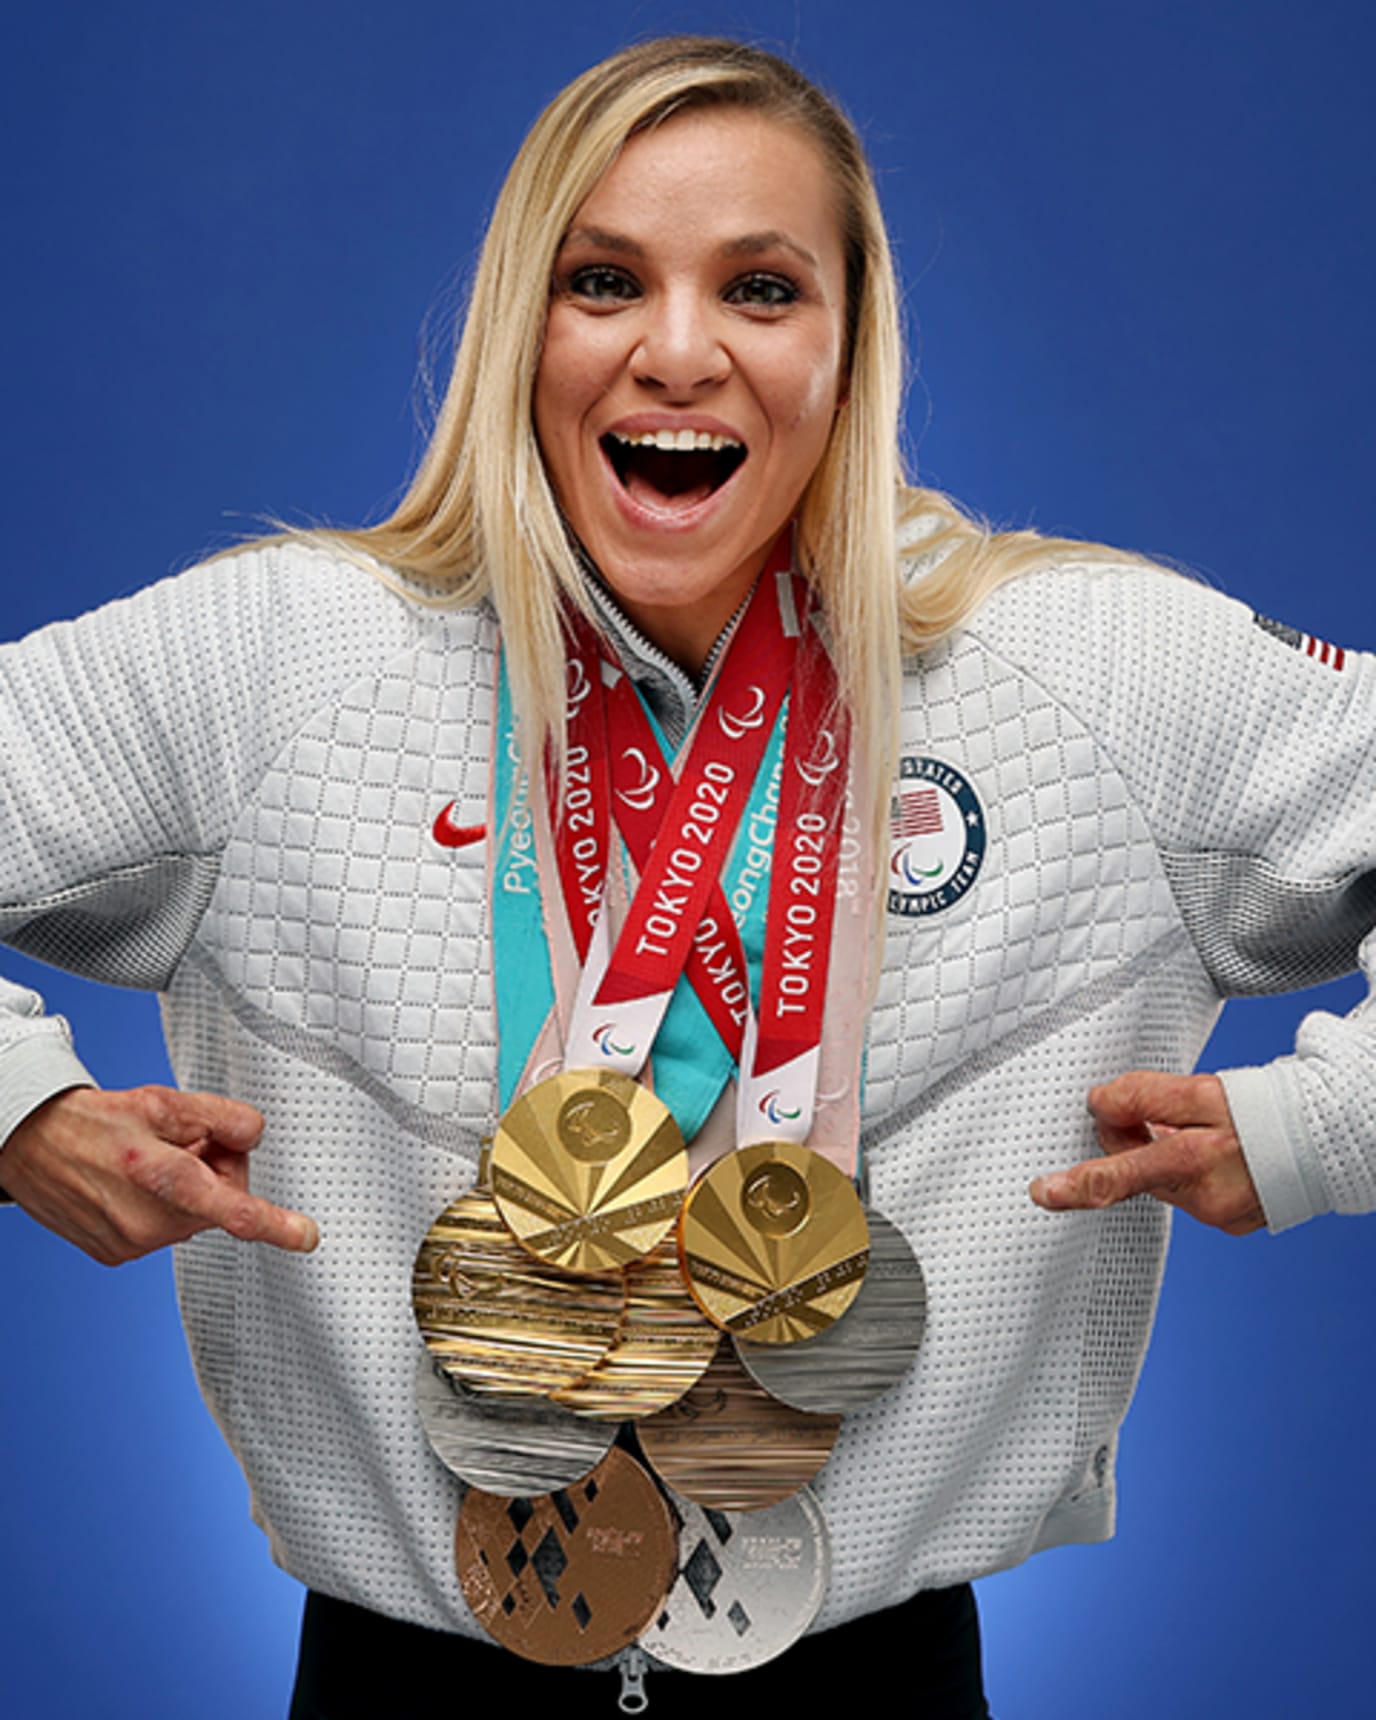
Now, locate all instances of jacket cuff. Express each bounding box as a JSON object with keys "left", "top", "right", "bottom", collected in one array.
[
  {"left": 0, "top": 1038, "right": 98, "bottom": 1196},
  {"left": 1218, "top": 1061, "right": 1331, "bottom": 1233}
]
